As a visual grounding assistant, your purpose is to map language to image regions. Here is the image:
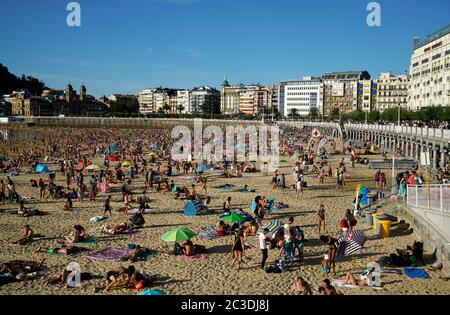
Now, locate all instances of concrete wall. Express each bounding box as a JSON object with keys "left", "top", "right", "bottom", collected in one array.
[{"left": 383, "top": 204, "right": 450, "bottom": 276}]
